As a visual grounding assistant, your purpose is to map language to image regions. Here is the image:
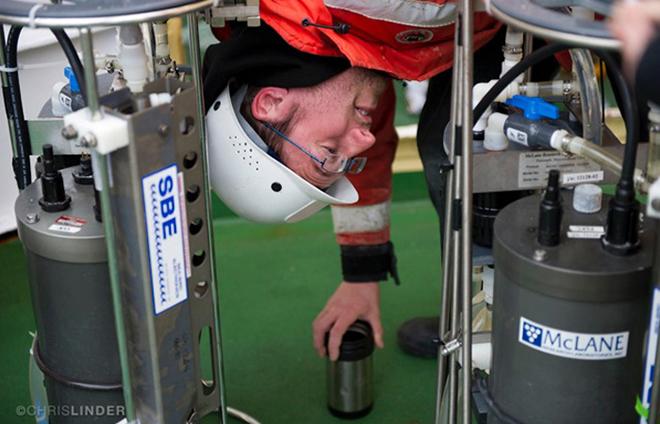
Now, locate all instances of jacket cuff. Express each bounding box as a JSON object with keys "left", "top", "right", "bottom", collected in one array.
[{"left": 340, "top": 242, "right": 401, "bottom": 285}]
